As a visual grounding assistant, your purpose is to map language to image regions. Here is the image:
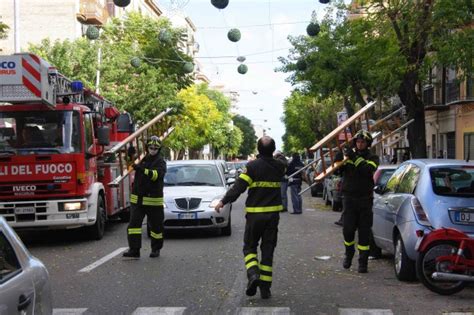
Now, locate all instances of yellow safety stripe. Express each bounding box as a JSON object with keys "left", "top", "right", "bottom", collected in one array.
[
  {"left": 144, "top": 169, "right": 149, "bottom": 176},
  {"left": 259, "top": 275, "right": 272, "bottom": 282},
  {"left": 152, "top": 170, "right": 158, "bottom": 181},
  {"left": 239, "top": 173, "right": 253, "bottom": 185},
  {"left": 249, "top": 181, "right": 281, "bottom": 188},
  {"left": 366, "top": 161, "right": 378, "bottom": 169},
  {"left": 344, "top": 240, "right": 355, "bottom": 246},
  {"left": 246, "top": 261, "right": 258, "bottom": 269},
  {"left": 245, "top": 253, "right": 257, "bottom": 262},
  {"left": 358, "top": 244, "right": 370, "bottom": 251},
  {"left": 128, "top": 228, "right": 142, "bottom": 235},
  {"left": 354, "top": 157, "right": 365, "bottom": 167},
  {"left": 130, "top": 194, "right": 138, "bottom": 204},
  {"left": 246, "top": 205, "right": 283, "bottom": 213},
  {"left": 345, "top": 159, "right": 354, "bottom": 165},
  {"left": 143, "top": 196, "right": 164, "bottom": 206},
  {"left": 259, "top": 264, "right": 272, "bottom": 272},
  {"left": 150, "top": 231, "right": 163, "bottom": 239}
]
